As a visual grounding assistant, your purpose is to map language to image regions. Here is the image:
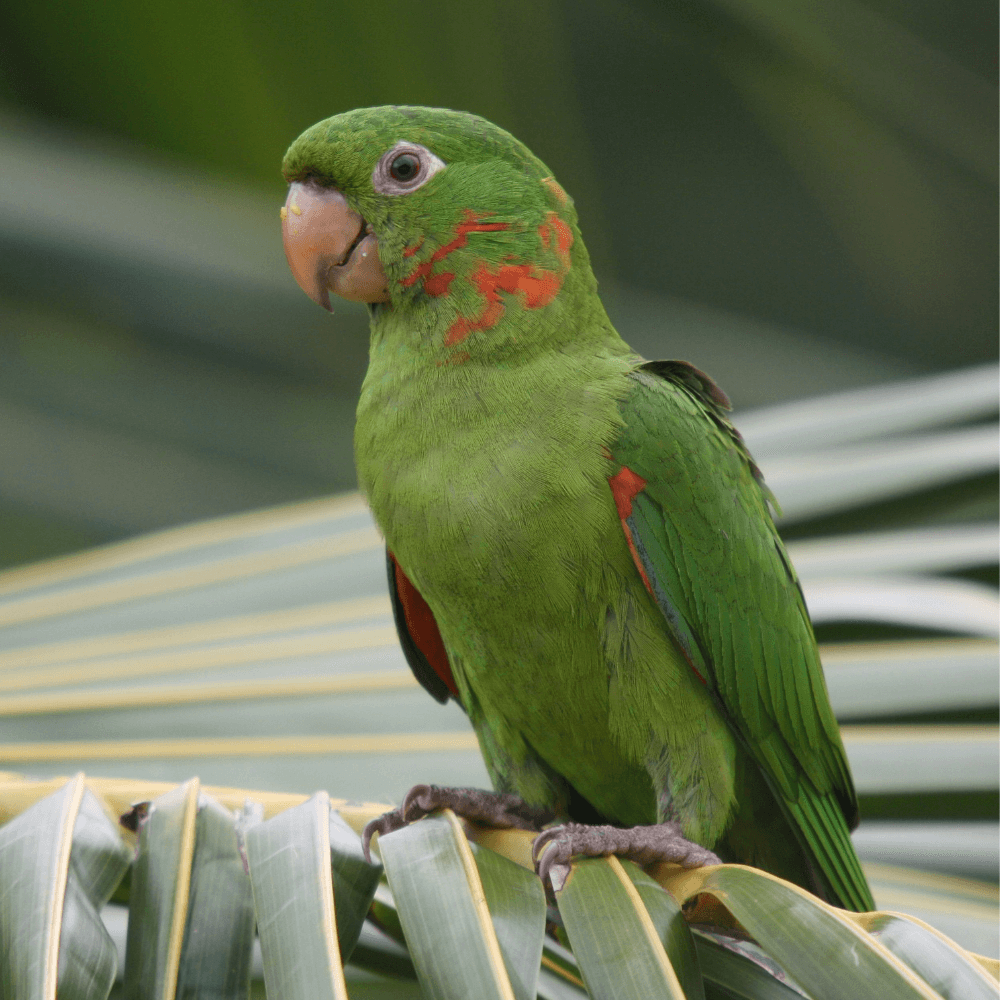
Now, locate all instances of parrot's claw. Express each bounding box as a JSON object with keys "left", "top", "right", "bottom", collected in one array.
[
  {"left": 362, "top": 807, "right": 407, "bottom": 863},
  {"left": 402, "top": 784, "right": 556, "bottom": 829},
  {"left": 532, "top": 821, "right": 722, "bottom": 889},
  {"left": 363, "top": 785, "right": 555, "bottom": 862}
]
